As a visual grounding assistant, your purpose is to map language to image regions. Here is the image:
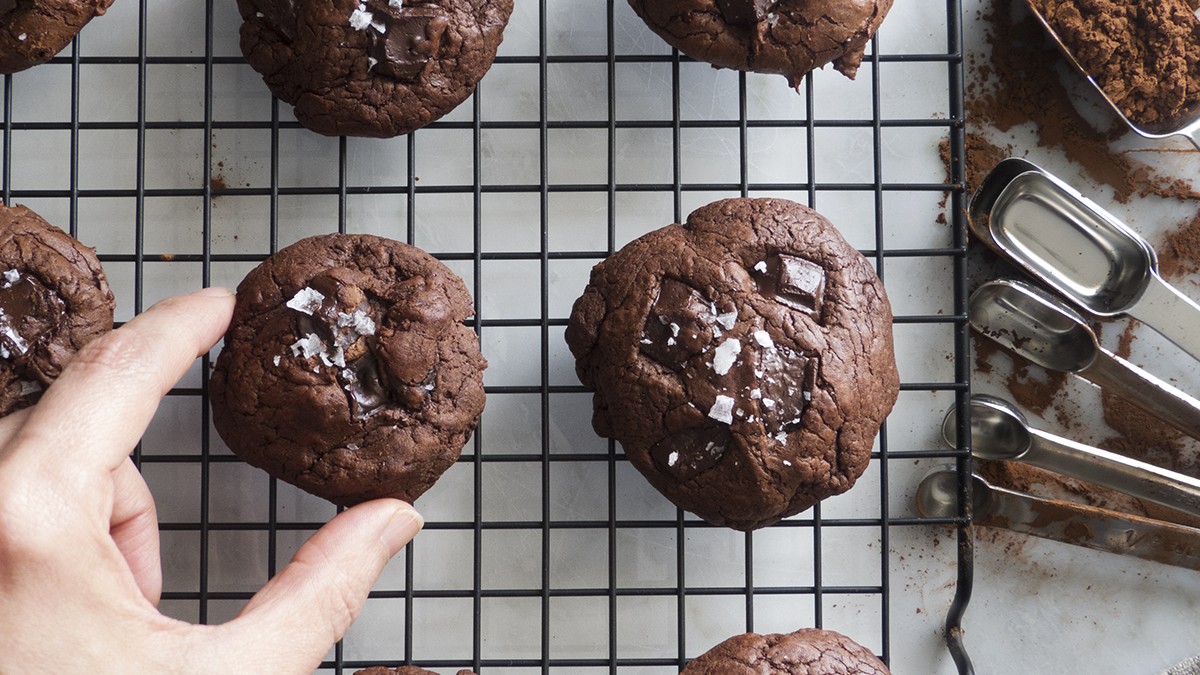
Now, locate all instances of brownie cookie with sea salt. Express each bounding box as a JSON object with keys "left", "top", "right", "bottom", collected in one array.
[
  {"left": 0, "top": 0, "right": 117, "bottom": 74},
  {"left": 565, "top": 198, "right": 898, "bottom": 531},
  {"left": 0, "top": 204, "right": 114, "bottom": 417},
  {"left": 627, "top": 0, "right": 893, "bottom": 87},
  {"left": 210, "top": 233, "right": 486, "bottom": 506},
  {"left": 350, "top": 662, "right": 472, "bottom": 667},
  {"left": 237, "top": 0, "right": 513, "bottom": 137},
  {"left": 682, "top": 628, "right": 890, "bottom": 674}
]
